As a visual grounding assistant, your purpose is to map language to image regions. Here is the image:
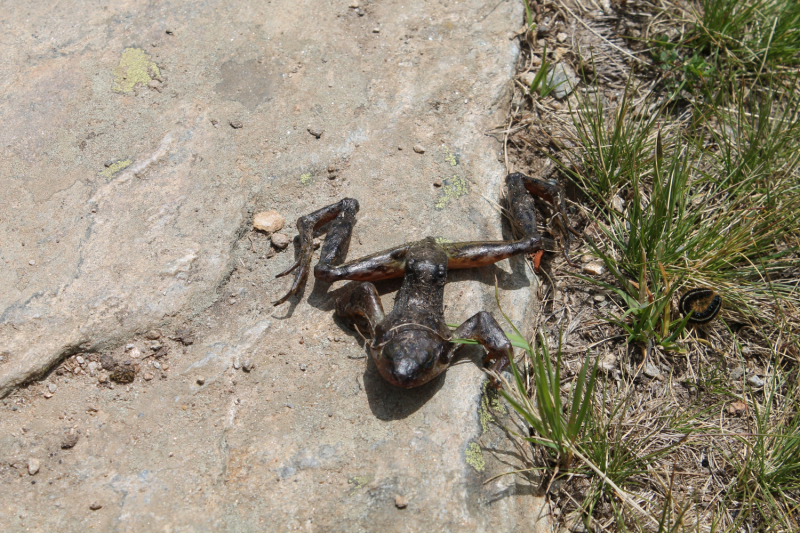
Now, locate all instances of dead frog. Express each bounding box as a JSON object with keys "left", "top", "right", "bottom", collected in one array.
[{"left": 274, "top": 173, "right": 579, "bottom": 388}]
